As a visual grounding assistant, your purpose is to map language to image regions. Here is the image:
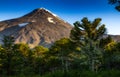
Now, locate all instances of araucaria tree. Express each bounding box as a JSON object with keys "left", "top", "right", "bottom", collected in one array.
[{"left": 70, "top": 17, "right": 106, "bottom": 72}]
